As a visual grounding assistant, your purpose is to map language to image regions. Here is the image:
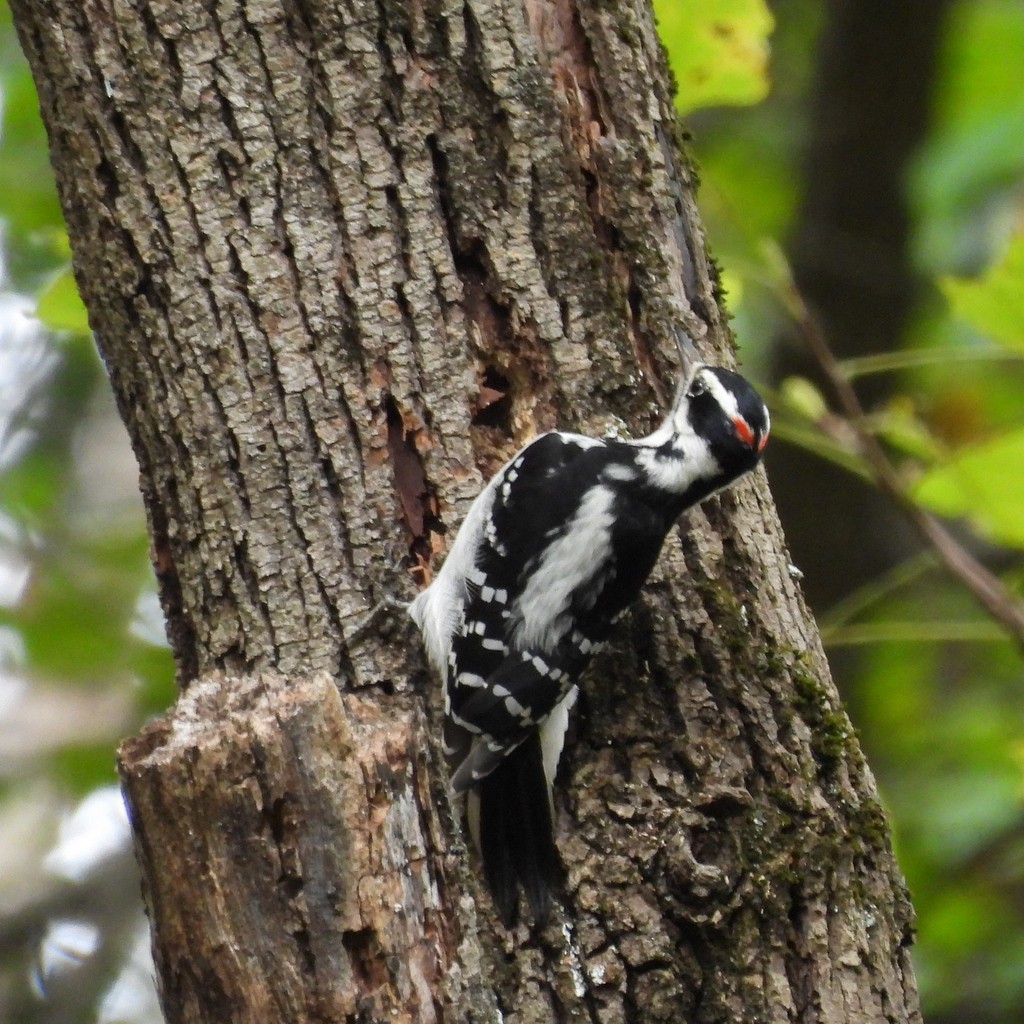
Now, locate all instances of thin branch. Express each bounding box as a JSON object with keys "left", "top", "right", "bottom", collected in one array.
[
  {"left": 840, "top": 345, "right": 1024, "bottom": 379},
  {"left": 819, "top": 551, "right": 938, "bottom": 632},
  {"left": 822, "top": 621, "right": 1010, "bottom": 647},
  {"left": 782, "top": 281, "right": 1024, "bottom": 654}
]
